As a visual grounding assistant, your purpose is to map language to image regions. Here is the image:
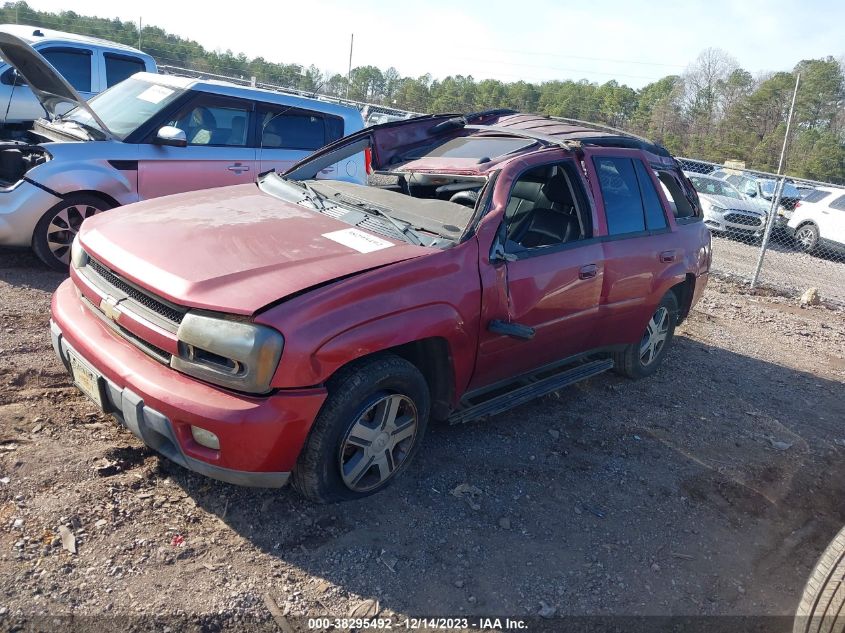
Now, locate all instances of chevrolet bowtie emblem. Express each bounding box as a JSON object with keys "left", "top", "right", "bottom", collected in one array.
[{"left": 99, "top": 296, "right": 122, "bottom": 322}]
